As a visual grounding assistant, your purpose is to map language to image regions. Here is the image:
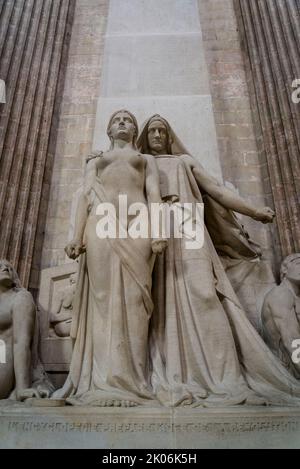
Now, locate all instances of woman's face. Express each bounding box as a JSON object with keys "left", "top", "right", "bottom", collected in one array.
[
  {"left": 147, "top": 120, "right": 168, "bottom": 154},
  {"left": 108, "top": 111, "right": 137, "bottom": 143},
  {"left": 0, "top": 261, "right": 14, "bottom": 287}
]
